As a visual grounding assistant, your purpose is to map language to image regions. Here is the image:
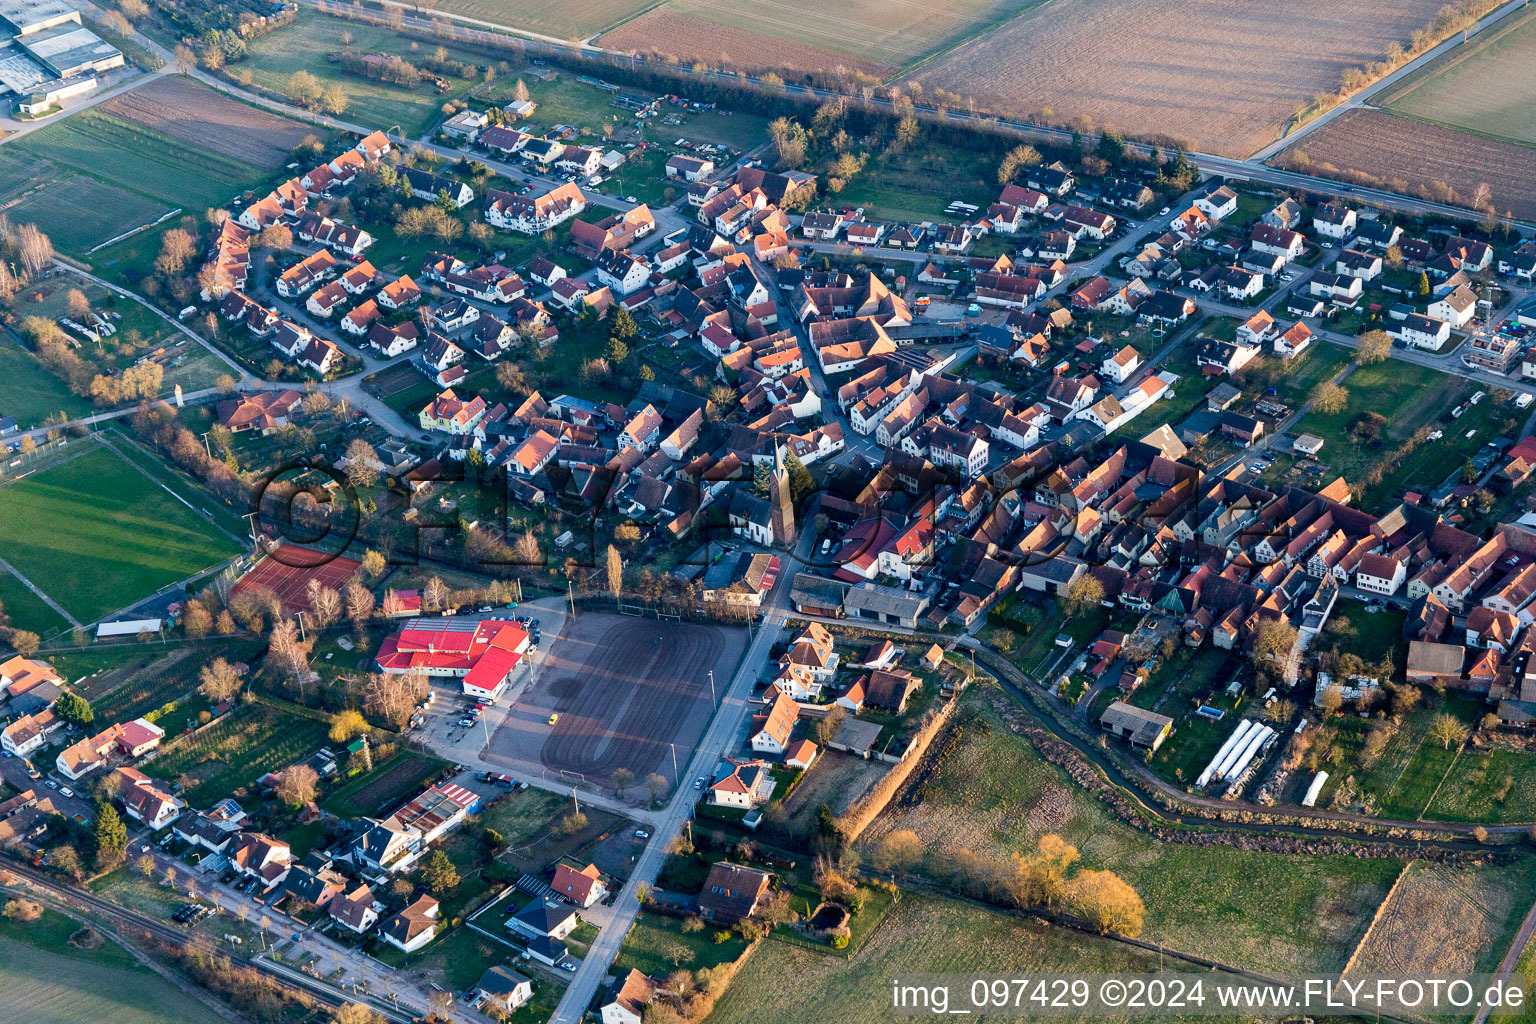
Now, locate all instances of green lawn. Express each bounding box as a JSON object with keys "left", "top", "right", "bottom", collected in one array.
[
  {"left": 1291, "top": 357, "right": 1518, "bottom": 512},
  {"left": 239, "top": 11, "right": 482, "bottom": 135},
  {"left": 145, "top": 702, "right": 331, "bottom": 804},
  {"left": 0, "top": 334, "right": 91, "bottom": 426},
  {"left": 0, "top": 443, "right": 241, "bottom": 623},
  {"left": 615, "top": 909, "right": 750, "bottom": 977},
  {"left": 1424, "top": 747, "right": 1536, "bottom": 823},
  {"left": 836, "top": 139, "right": 998, "bottom": 223}
]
